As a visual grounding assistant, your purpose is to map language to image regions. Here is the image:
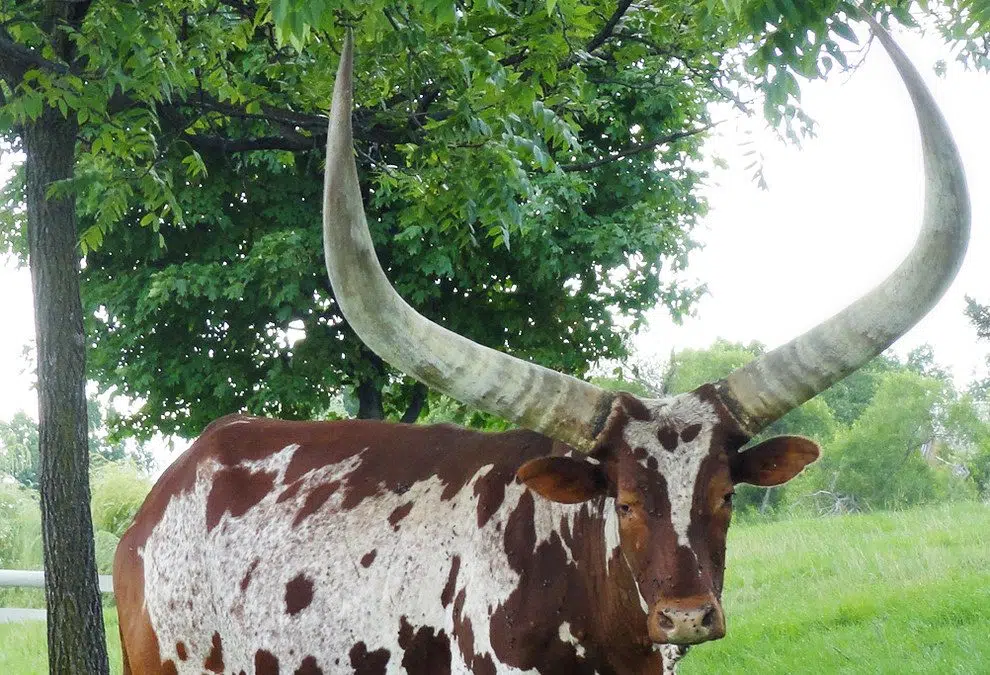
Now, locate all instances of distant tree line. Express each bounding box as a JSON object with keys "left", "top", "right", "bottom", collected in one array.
[
  {"left": 0, "top": 398, "right": 153, "bottom": 491},
  {"left": 602, "top": 338, "right": 990, "bottom": 518}
]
